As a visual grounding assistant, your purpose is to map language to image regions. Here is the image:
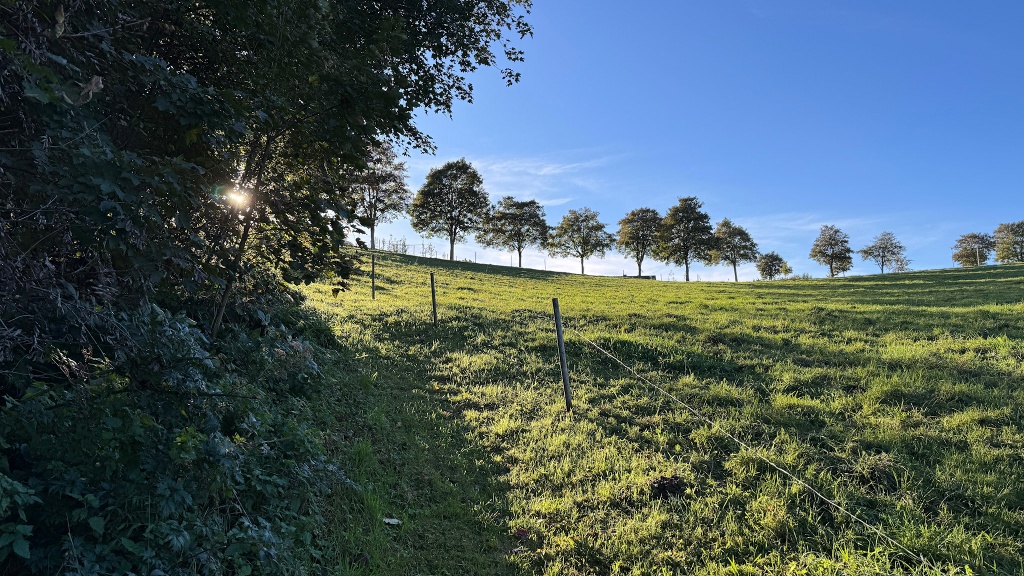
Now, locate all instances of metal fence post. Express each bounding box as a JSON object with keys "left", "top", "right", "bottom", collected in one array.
[
  {"left": 430, "top": 272, "right": 438, "bottom": 327},
  {"left": 552, "top": 298, "right": 572, "bottom": 412}
]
